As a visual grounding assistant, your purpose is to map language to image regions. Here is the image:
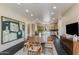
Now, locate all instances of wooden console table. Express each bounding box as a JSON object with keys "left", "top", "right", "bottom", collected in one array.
[{"left": 60, "top": 36, "right": 79, "bottom": 55}]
